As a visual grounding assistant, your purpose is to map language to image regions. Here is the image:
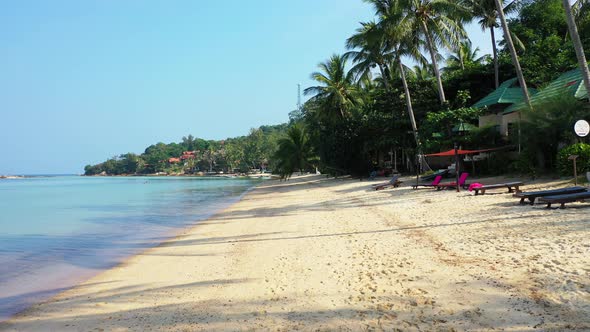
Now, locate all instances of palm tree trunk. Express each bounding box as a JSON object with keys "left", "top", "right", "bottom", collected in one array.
[
  {"left": 494, "top": 0, "right": 532, "bottom": 109},
  {"left": 399, "top": 60, "right": 420, "bottom": 148},
  {"left": 563, "top": 0, "right": 590, "bottom": 100},
  {"left": 420, "top": 21, "right": 446, "bottom": 104},
  {"left": 399, "top": 59, "right": 424, "bottom": 180},
  {"left": 377, "top": 63, "right": 390, "bottom": 91},
  {"left": 490, "top": 27, "right": 500, "bottom": 89}
]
